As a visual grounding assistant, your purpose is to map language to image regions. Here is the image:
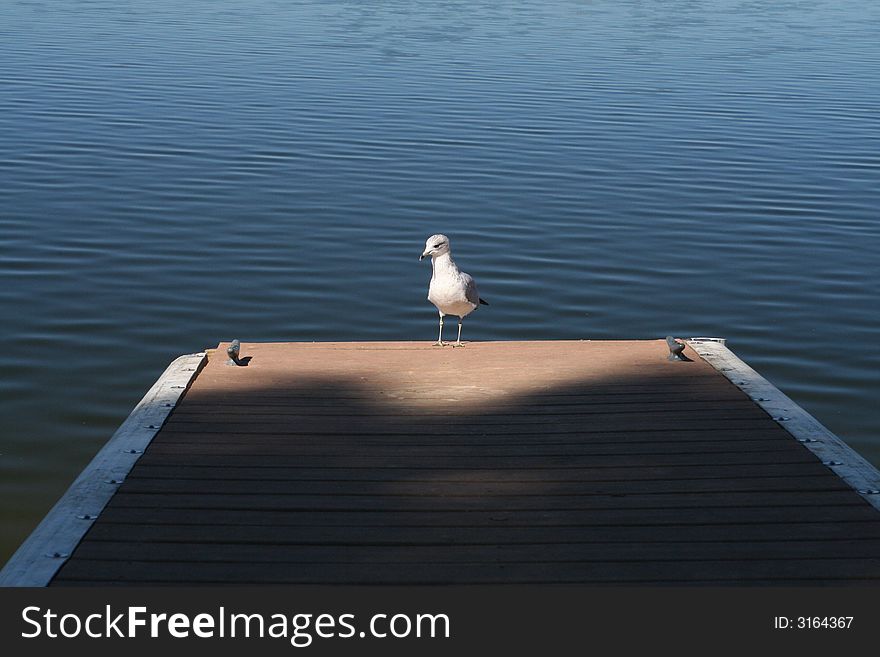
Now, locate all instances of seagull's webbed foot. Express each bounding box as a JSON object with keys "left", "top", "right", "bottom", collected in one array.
[
  {"left": 433, "top": 341, "right": 447, "bottom": 347},
  {"left": 452, "top": 341, "right": 465, "bottom": 348}
]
